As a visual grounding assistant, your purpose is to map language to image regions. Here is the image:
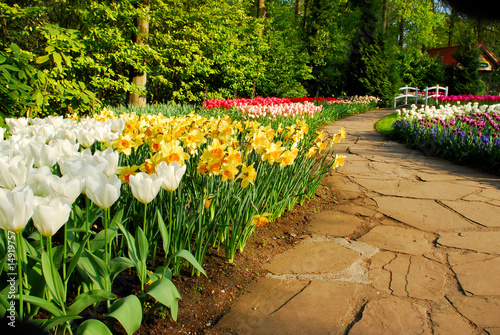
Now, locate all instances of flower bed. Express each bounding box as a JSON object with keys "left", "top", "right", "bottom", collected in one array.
[
  {"left": 202, "top": 96, "right": 341, "bottom": 110},
  {"left": 0, "top": 104, "right": 349, "bottom": 333},
  {"left": 430, "top": 94, "right": 500, "bottom": 105},
  {"left": 393, "top": 103, "right": 500, "bottom": 174}
]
